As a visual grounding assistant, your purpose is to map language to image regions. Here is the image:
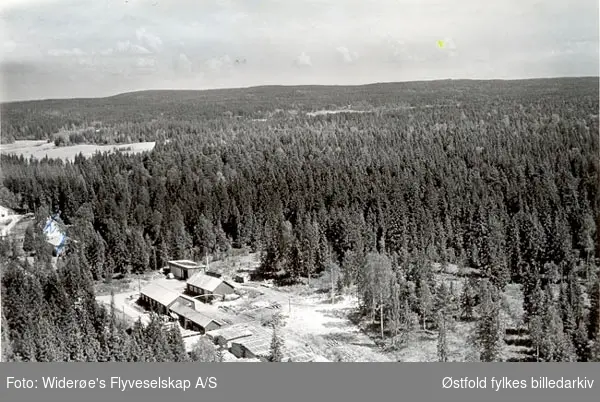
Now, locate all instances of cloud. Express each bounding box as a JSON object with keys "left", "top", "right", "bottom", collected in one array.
[
  {"left": 47, "top": 48, "right": 85, "bottom": 57},
  {"left": 77, "top": 56, "right": 95, "bottom": 67},
  {"left": 136, "top": 57, "right": 156, "bottom": 69},
  {"left": 116, "top": 40, "right": 151, "bottom": 55},
  {"left": 1, "top": 0, "right": 598, "bottom": 100},
  {"left": 435, "top": 38, "right": 458, "bottom": 59},
  {"left": 294, "top": 52, "right": 311, "bottom": 67},
  {"left": 135, "top": 57, "right": 157, "bottom": 74},
  {"left": 206, "top": 55, "right": 233, "bottom": 72},
  {"left": 387, "top": 39, "right": 417, "bottom": 63},
  {"left": 2, "top": 40, "right": 17, "bottom": 54},
  {"left": 176, "top": 53, "right": 192, "bottom": 73},
  {"left": 0, "top": 0, "right": 60, "bottom": 12},
  {"left": 336, "top": 46, "right": 359, "bottom": 63},
  {"left": 135, "top": 27, "right": 163, "bottom": 52},
  {"left": 440, "top": 37, "right": 457, "bottom": 50}
]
